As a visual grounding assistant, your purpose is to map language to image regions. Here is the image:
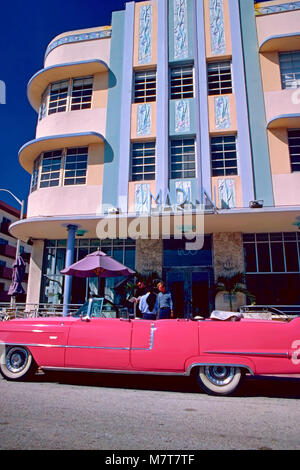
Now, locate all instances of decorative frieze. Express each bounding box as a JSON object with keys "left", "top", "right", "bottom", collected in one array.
[
  {"left": 137, "top": 103, "right": 151, "bottom": 136},
  {"left": 138, "top": 5, "right": 153, "bottom": 64},
  {"left": 218, "top": 178, "right": 235, "bottom": 209},
  {"left": 255, "top": 1, "right": 300, "bottom": 16},
  {"left": 209, "top": 0, "right": 226, "bottom": 55},
  {"left": 45, "top": 28, "right": 112, "bottom": 59},
  {"left": 215, "top": 96, "right": 230, "bottom": 130},
  {"left": 174, "top": 0, "right": 189, "bottom": 59},
  {"left": 135, "top": 183, "right": 150, "bottom": 213},
  {"left": 175, "top": 99, "right": 190, "bottom": 133}
]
